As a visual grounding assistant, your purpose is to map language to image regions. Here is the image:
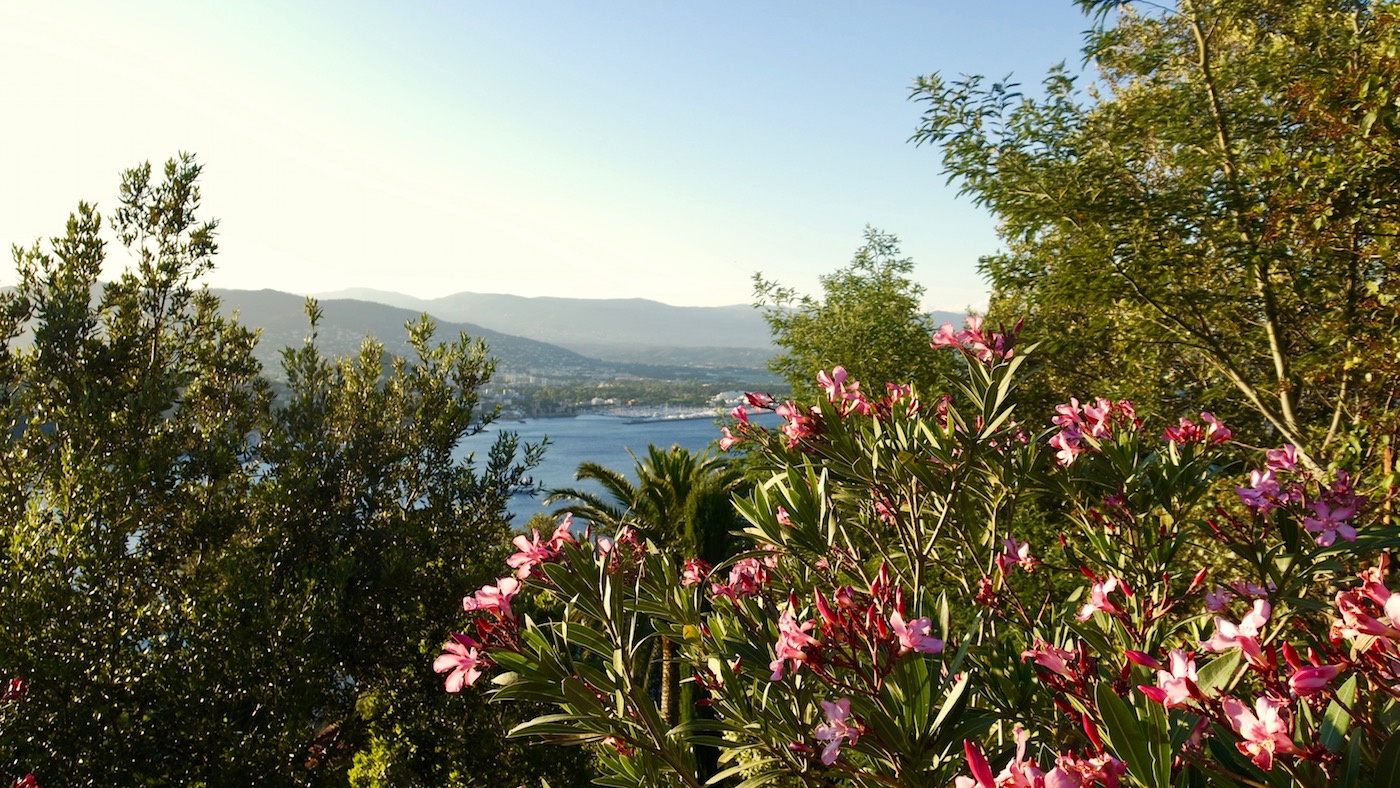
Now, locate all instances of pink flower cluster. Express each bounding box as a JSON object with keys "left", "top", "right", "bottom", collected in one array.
[
  {"left": 772, "top": 566, "right": 943, "bottom": 690},
  {"left": 1235, "top": 447, "right": 1368, "bottom": 546},
  {"left": 1333, "top": 556, "right": 1400, "bottom": 685},
  {"left": 816, "top": 366, "right": 874, "bottom": 417},
  {"left": 1048, "top": 398, "right": 1140, "bottom": 466},
  {"left": 1162, "top": 412, "right": 1232, "bottom": 445},
  {"left": 812, "top": 698, "right": 861, "bottom": 765},
  {"left": 436, "top": 513, "right": 626, "bottom": 693},
  {"left": 930, "top": 316, "right": 1021, "bottom": 364},
  {"left": 956, "top": 726, "right": 1124, "bottom": 788},
  {"left": 506, "top": 514, "right": 578, "bottom": 579}
]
